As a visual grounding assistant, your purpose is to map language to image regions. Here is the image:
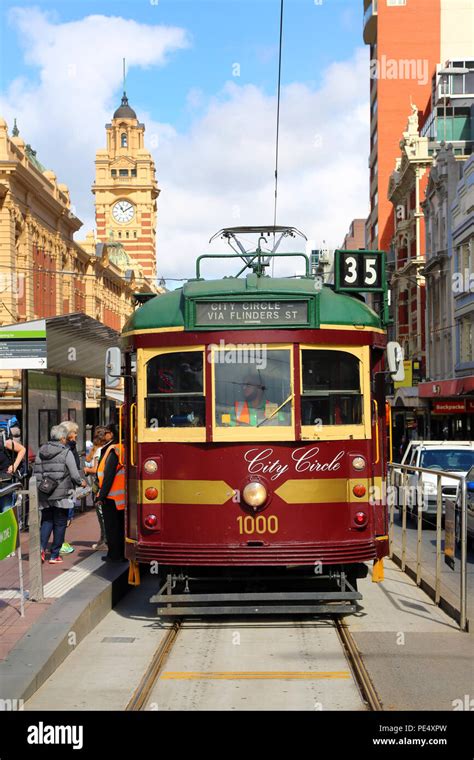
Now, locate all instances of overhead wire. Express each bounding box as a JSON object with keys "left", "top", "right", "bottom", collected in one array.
[{"left": 272, "top": 0, "right": 284, "bottom": 277}]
